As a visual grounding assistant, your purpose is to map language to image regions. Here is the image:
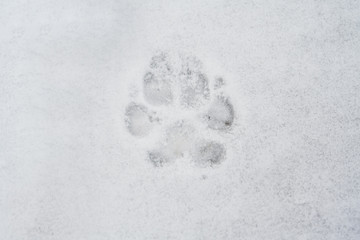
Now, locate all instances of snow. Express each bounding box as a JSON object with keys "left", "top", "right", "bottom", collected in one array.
[{"left": 1, "top": 0, "right": 360, "bottom": 239}]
